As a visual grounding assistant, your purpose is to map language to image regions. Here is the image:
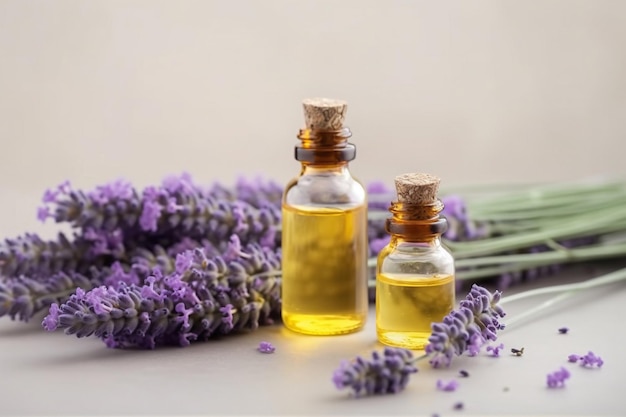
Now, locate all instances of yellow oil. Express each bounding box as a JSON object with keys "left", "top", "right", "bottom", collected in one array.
[
  {"left": 376, "top": 273, "right": 454, "bottom": 349},
  {"left": 281, "top": 204, "right": 368, "bottom": 335}
]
